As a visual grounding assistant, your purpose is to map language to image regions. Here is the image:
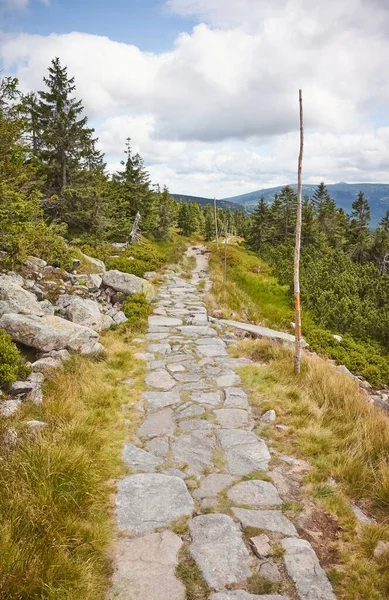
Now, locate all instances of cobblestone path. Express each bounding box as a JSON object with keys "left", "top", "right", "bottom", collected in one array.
[{"left": 110, "top": 246, "right": 336, "bottom": 600}]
